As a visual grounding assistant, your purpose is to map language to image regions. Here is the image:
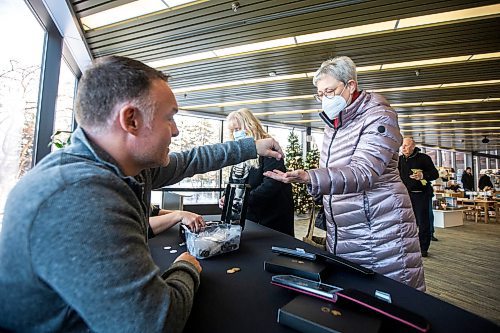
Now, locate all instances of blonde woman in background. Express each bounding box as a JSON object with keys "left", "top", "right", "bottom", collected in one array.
[{"left": 219, "top": 108, "right": 295, "bottom": 236}]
